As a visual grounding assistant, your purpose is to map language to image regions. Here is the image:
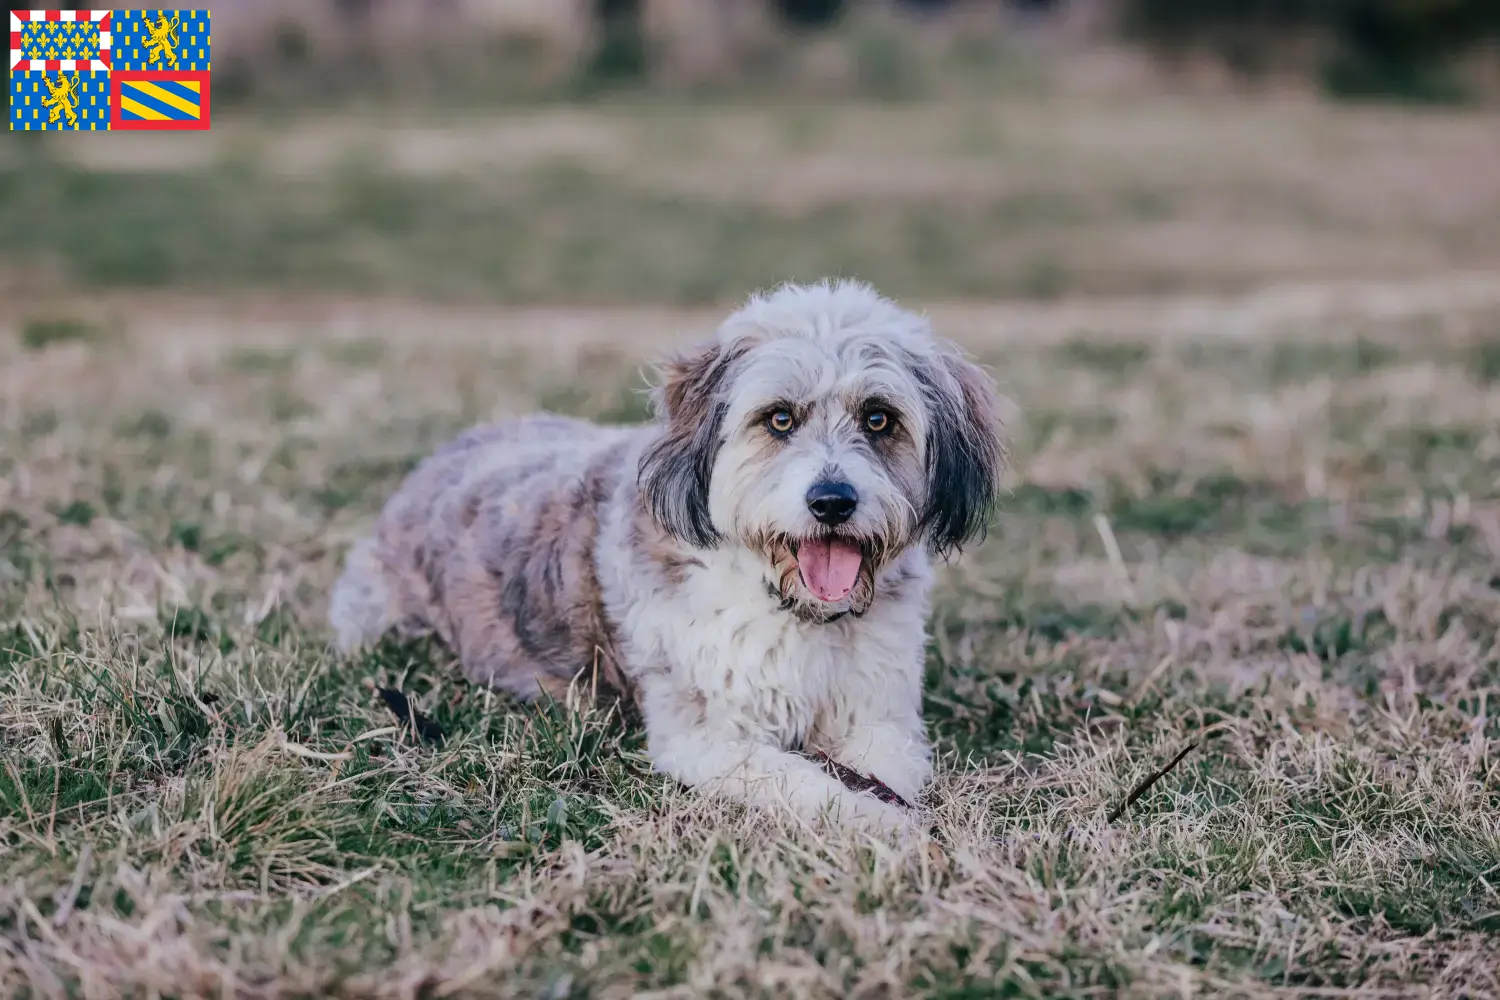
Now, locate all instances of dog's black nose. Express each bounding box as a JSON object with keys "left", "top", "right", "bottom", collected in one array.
[{"left": 806, "top": 481, "right": 858, "bottom": 526}]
